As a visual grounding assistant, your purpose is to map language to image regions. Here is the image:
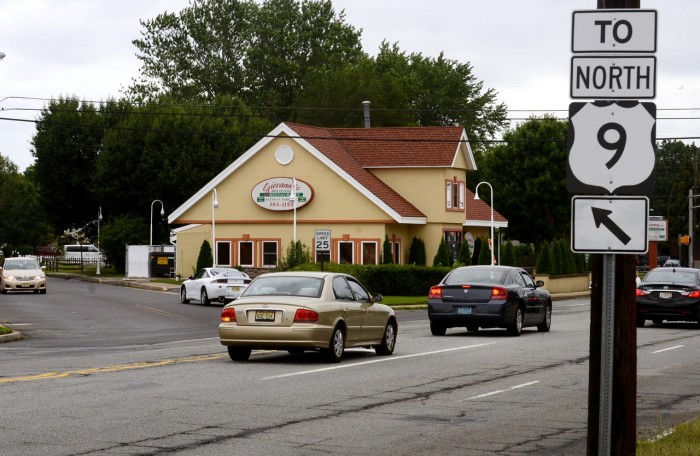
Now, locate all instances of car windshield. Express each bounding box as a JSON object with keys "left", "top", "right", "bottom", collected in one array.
[
  {"left": 242, "top": 276, "right": 323, "bottom": 297},
  {"left": 643, "top": 269, "right": 698, "bottom": 285},
  {"left": 4, "top": 260, "right": 40, "bottom": 270},
  {"left": 444, "top": 268, "right": 507, "bottom": 285}
]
